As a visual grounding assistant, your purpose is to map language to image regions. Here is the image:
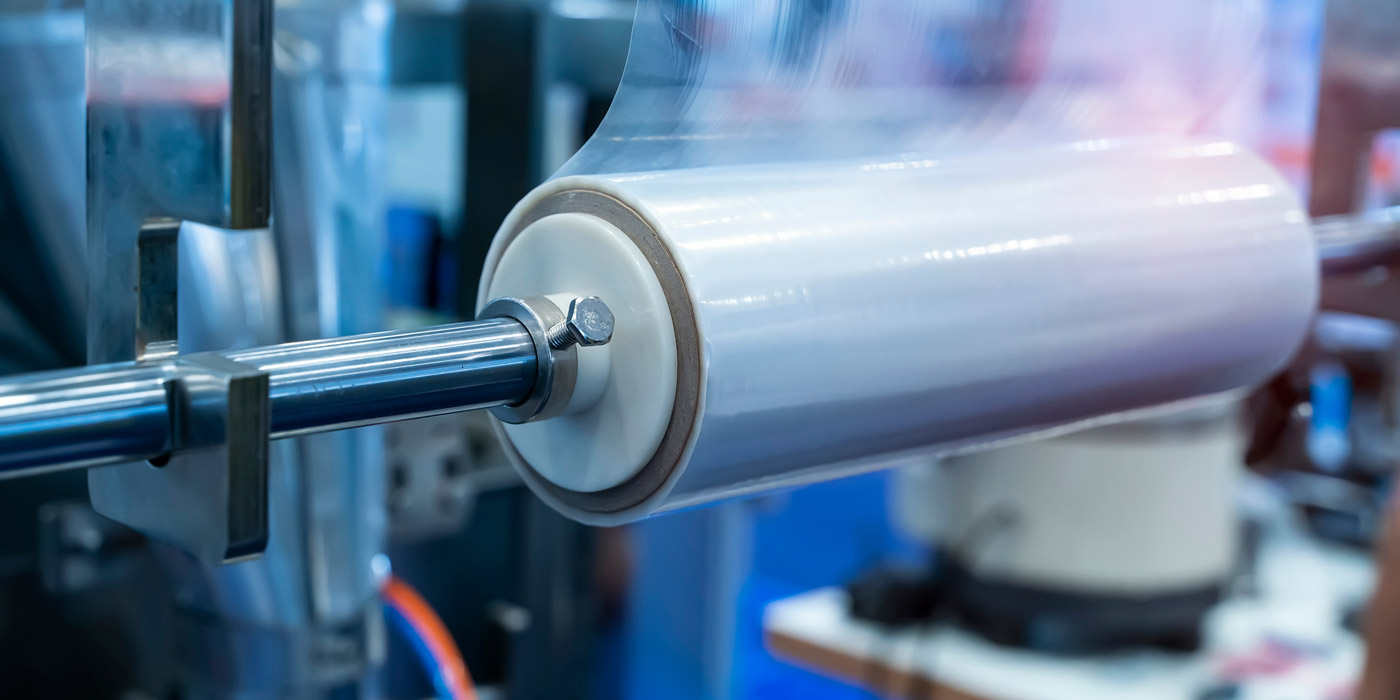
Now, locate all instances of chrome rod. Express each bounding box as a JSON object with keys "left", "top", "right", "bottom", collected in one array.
[
  {"left": 235, "top": 318, "right": 537, "bottom": 437},
  {"left": 0, "top": 318, "right": 537, "bottom": 477},
  {"left": 1316, "top": 207, "right": 1400, "bottom": 275},
  {"left": 0, "top": 363, "right": 173, "bottom": 476}
]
